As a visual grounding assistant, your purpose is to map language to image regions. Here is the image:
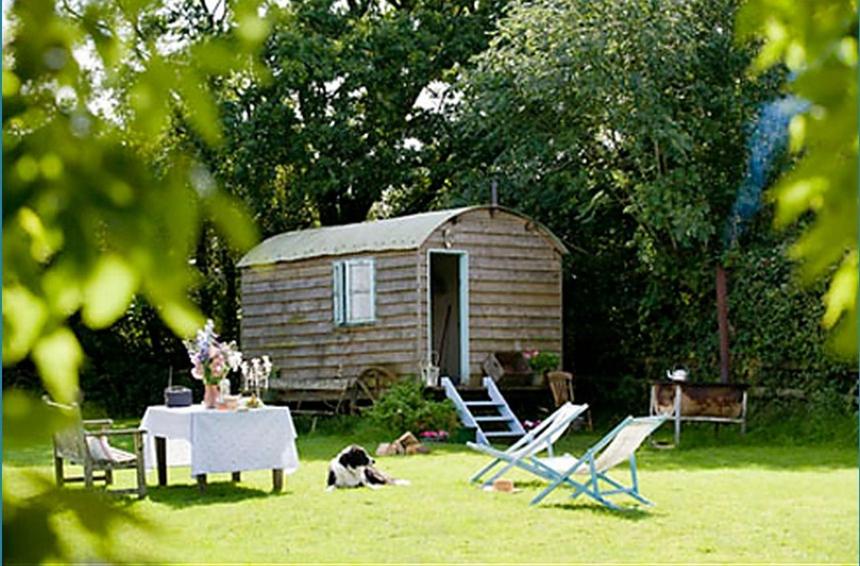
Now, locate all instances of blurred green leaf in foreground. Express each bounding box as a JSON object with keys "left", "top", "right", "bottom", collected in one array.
[
  {"left": 2, "top": 0, "right": 266, "bottom": 561},
  {"left": 737, "top": 0, "right": 859, "bottom": 359}
]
